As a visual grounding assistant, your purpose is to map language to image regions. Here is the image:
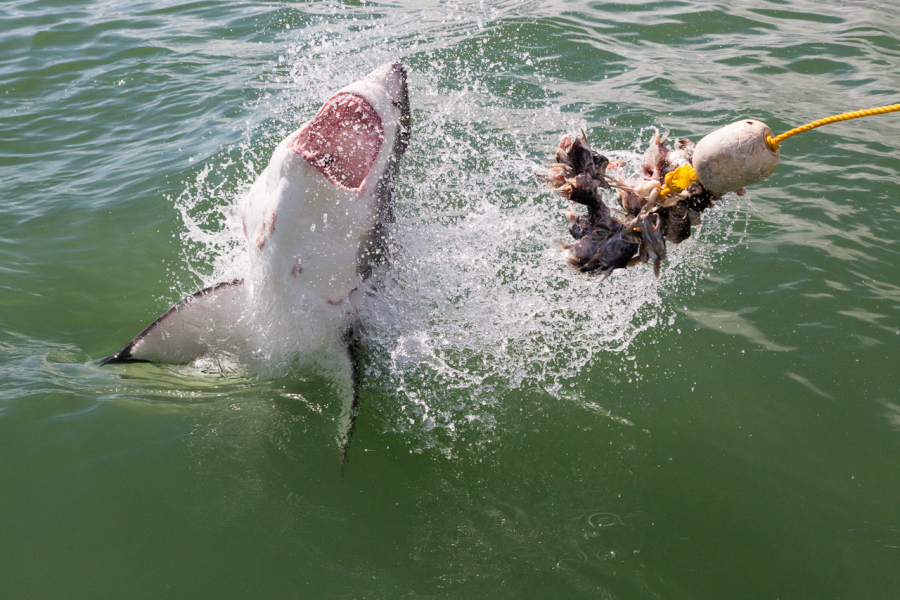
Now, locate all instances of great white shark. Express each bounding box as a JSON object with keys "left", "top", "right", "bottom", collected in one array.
[{"left": 102, "top": 62, "right": 411, "bottom": 457}]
